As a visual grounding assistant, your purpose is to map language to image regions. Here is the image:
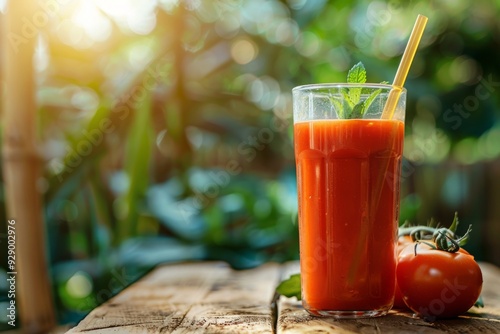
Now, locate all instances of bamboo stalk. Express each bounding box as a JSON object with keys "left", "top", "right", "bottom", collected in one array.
[{"left": 2, "top": 0, "right": 56, "bottom": 332}]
